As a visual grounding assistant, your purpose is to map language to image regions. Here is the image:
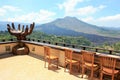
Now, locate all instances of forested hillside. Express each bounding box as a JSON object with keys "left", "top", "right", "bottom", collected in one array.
[{"left": 27, "top": 31, "right": 91, "bottom": 46}]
